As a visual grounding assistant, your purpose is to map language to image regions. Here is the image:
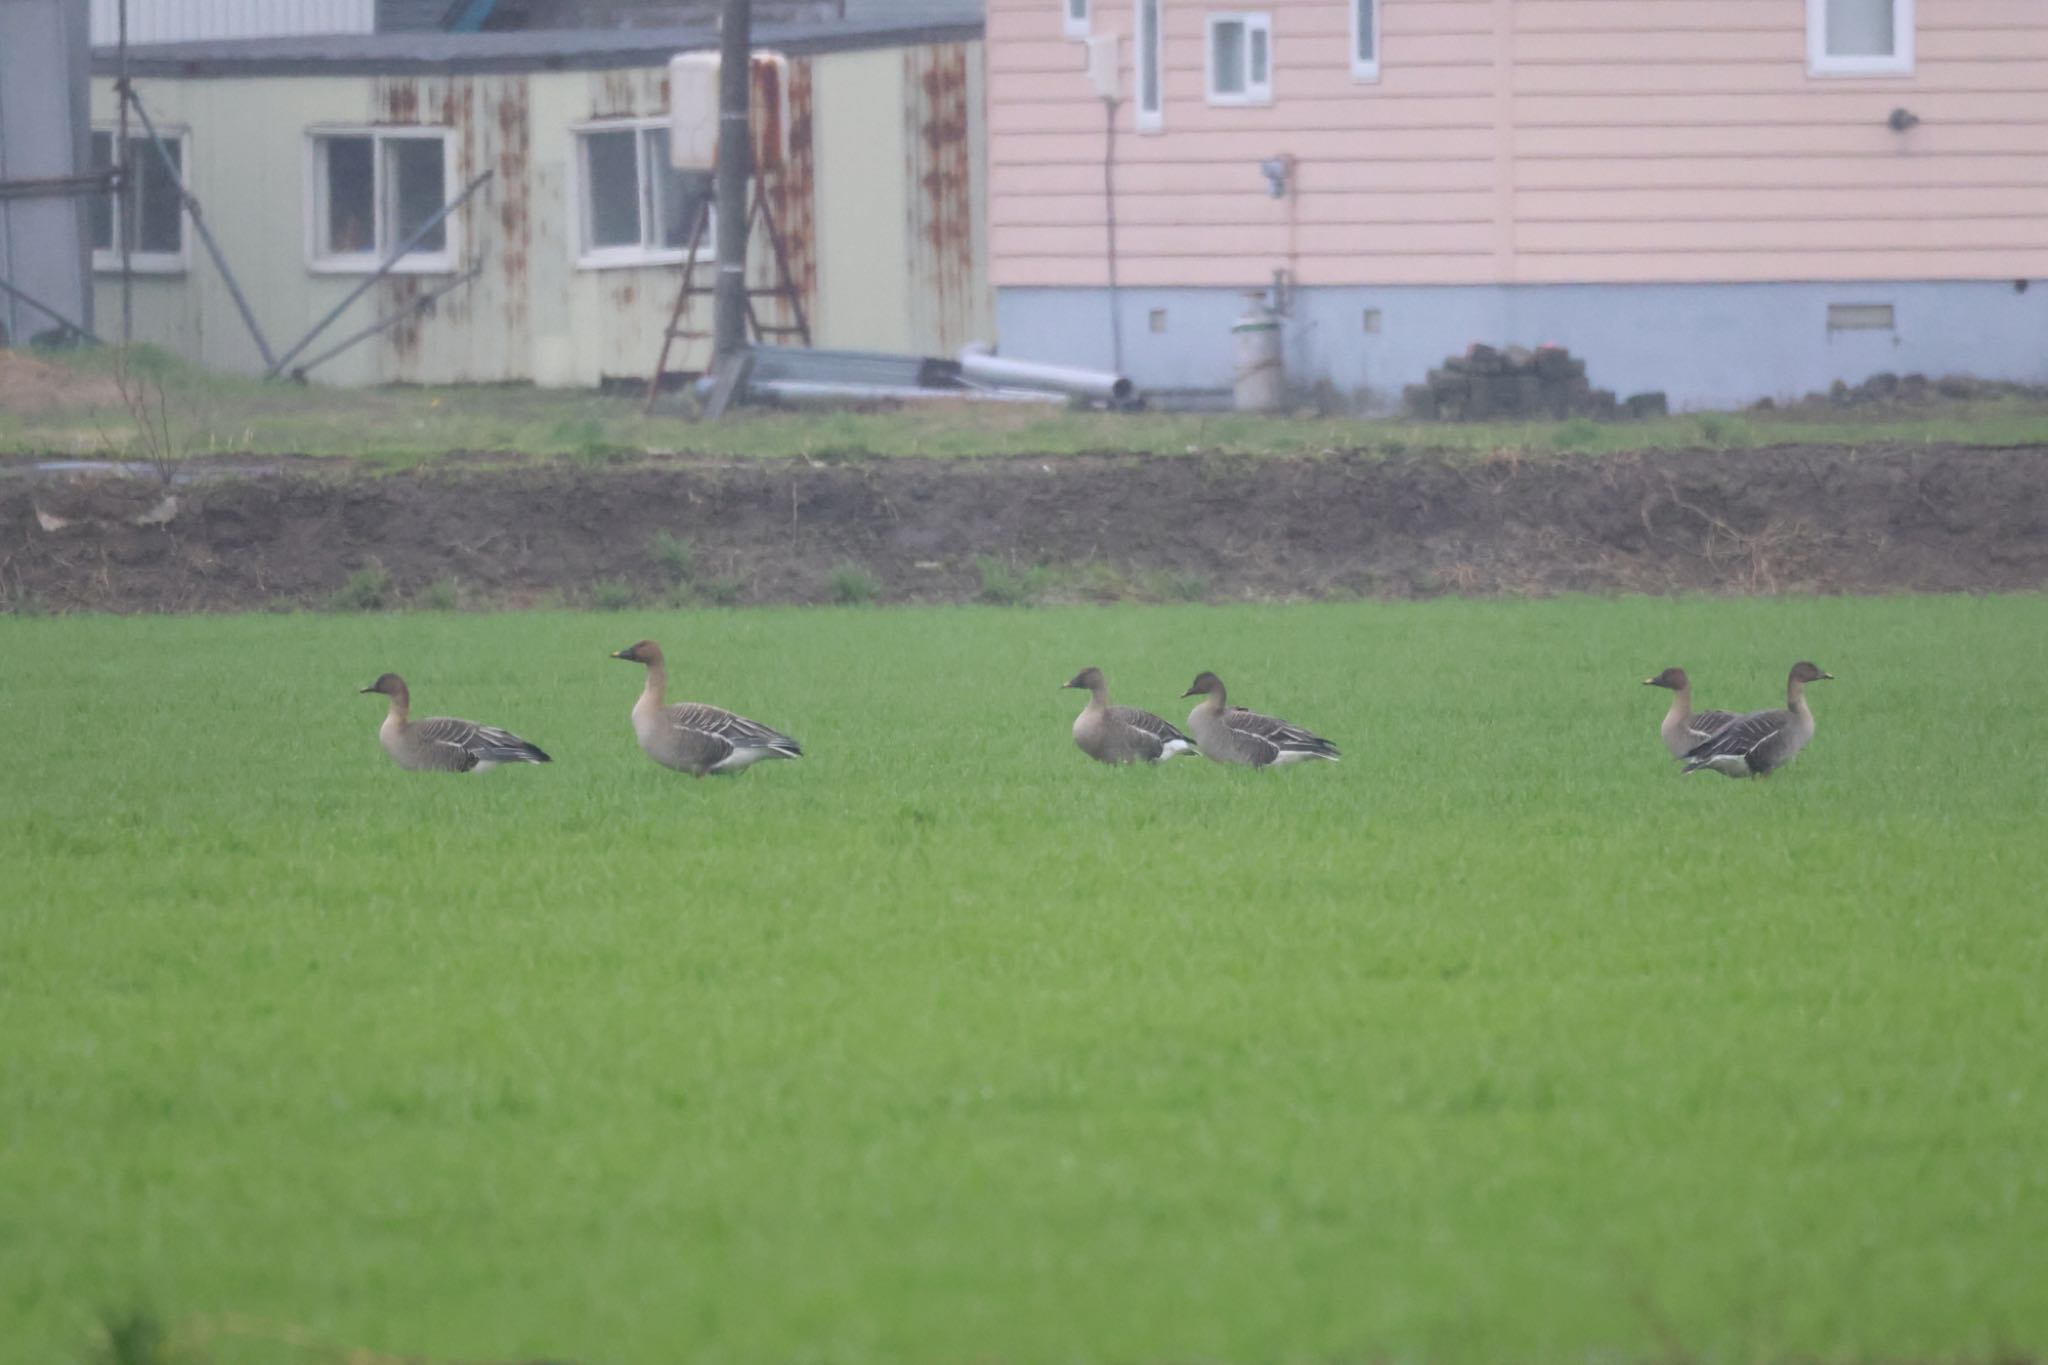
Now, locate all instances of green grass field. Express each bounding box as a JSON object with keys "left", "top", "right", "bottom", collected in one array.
[{"left": 5, "top": 597, "right": 2047, "bottom": 1364}]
